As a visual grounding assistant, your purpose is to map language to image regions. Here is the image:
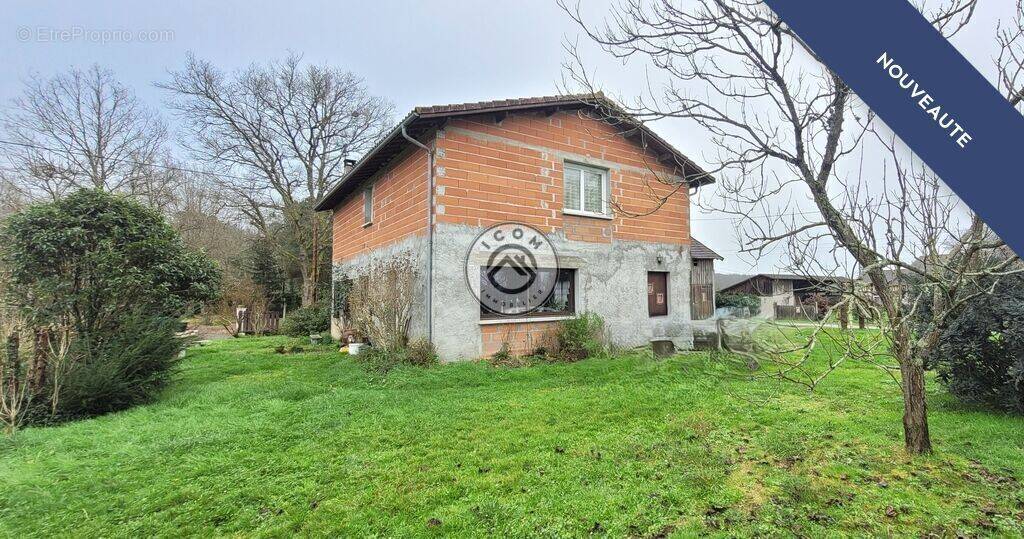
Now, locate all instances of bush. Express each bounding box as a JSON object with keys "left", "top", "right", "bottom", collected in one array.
[
  {"left": 555, "top": 312, "right": 606, "bottom": 362},
  {"left": 715, "top": 293, "right": 761, "bottom": 316},
  {"left": 58, "top": 313, "right": 185, "bottom": 418},
  {"left": 0, "top": 189, "right": 219, "bottom": 424},
  {"left": 1, "top": 189, "right": 221, "bottom": 329},
  {"left": 927, "top": 271, "right": 1024, "bottom": 413},
  {"left": 352, "top": 347, "right": 393, "bottom": 375},
  {"left": 280, "top": 304, "right": 330, "bottom": 337},
  {"left": 353, "top": 338, "right": 438, "bottom": 375},
  {"left": 487, "top": 343, "right": 538, "bottom": 368},
  {"left": 347, "top": 257, "right": 415, "bottom": 351},
  {"left": 491, "top": 342, "right": 513, "bottom": 364},
  {"left": 405, "top": 338, "right": 438, "bottom": 367}
]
